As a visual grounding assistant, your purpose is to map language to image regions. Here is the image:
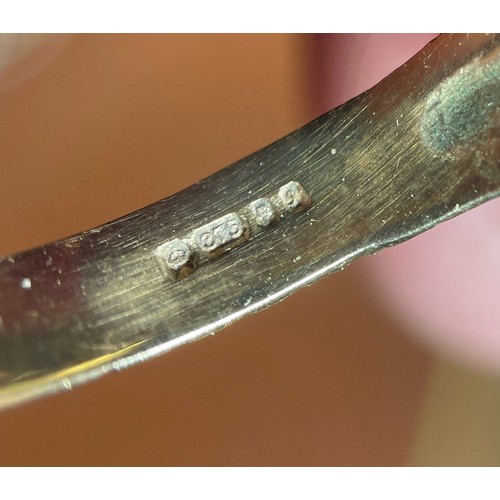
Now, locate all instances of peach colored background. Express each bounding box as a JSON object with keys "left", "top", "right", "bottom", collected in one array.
[{"left": 0, "top": 35, "right": 431, "bottom": 465}]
